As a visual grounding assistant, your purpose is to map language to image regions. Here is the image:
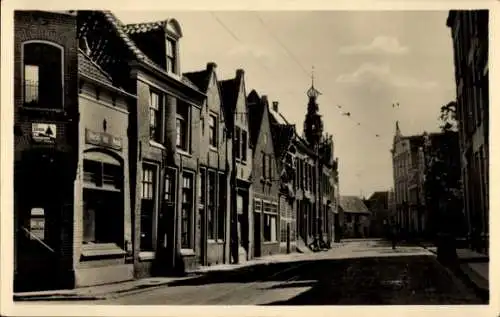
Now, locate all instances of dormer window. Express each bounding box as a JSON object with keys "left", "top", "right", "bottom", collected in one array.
[{"left": 166, "top": 38, "right": 176, "bottom": 74}]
